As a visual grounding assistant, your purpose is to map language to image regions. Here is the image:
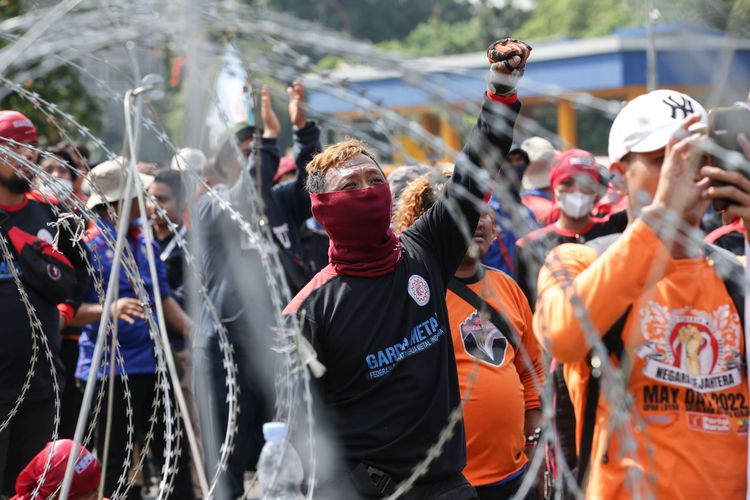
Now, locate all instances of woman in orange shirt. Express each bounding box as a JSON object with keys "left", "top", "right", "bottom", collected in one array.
[{"left": 394, "top": 174, "right": 546, "bottom": 499}]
